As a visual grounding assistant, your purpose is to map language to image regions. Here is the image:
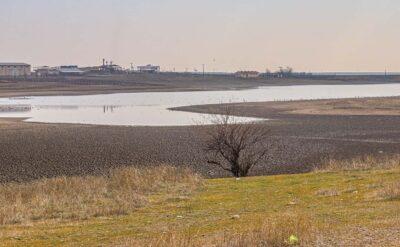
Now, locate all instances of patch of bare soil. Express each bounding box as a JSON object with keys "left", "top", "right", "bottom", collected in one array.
[
  {"left": 1, "top": 110, "right": 400, "bottom": 183},
  {"left": 174, "top": 97, "right": 400, "bottom": 116}
]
